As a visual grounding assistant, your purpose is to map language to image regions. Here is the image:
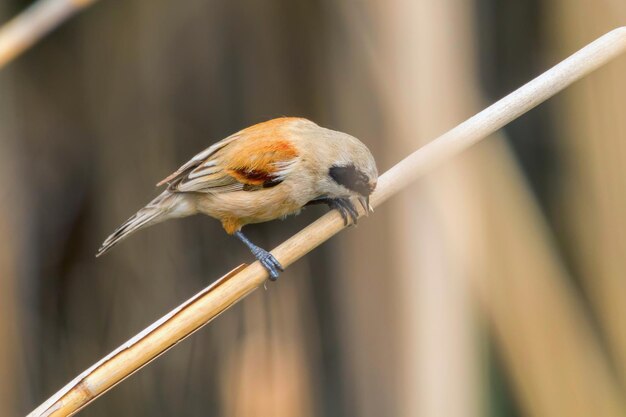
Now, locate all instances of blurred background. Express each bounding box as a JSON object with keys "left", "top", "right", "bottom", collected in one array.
[{"left": 1, "top": 1, "right": 626, "bottom": 416}]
